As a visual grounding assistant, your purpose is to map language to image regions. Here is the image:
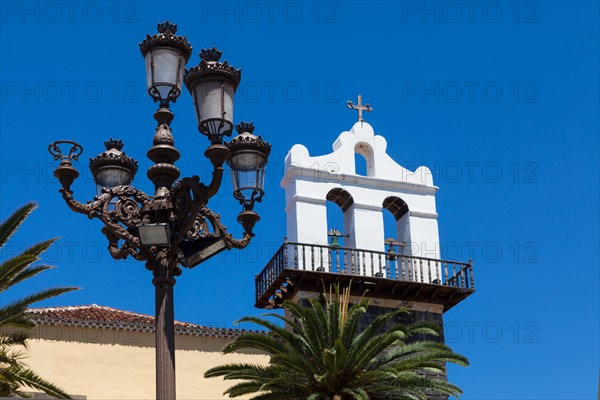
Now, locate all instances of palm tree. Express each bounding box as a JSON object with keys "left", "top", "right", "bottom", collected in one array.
[
  {"left": 206, "top": 286, "right": 469, "bottom": 400},
  {"left": 0, "top": 202, "right": 78, "bottom": 398}
]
